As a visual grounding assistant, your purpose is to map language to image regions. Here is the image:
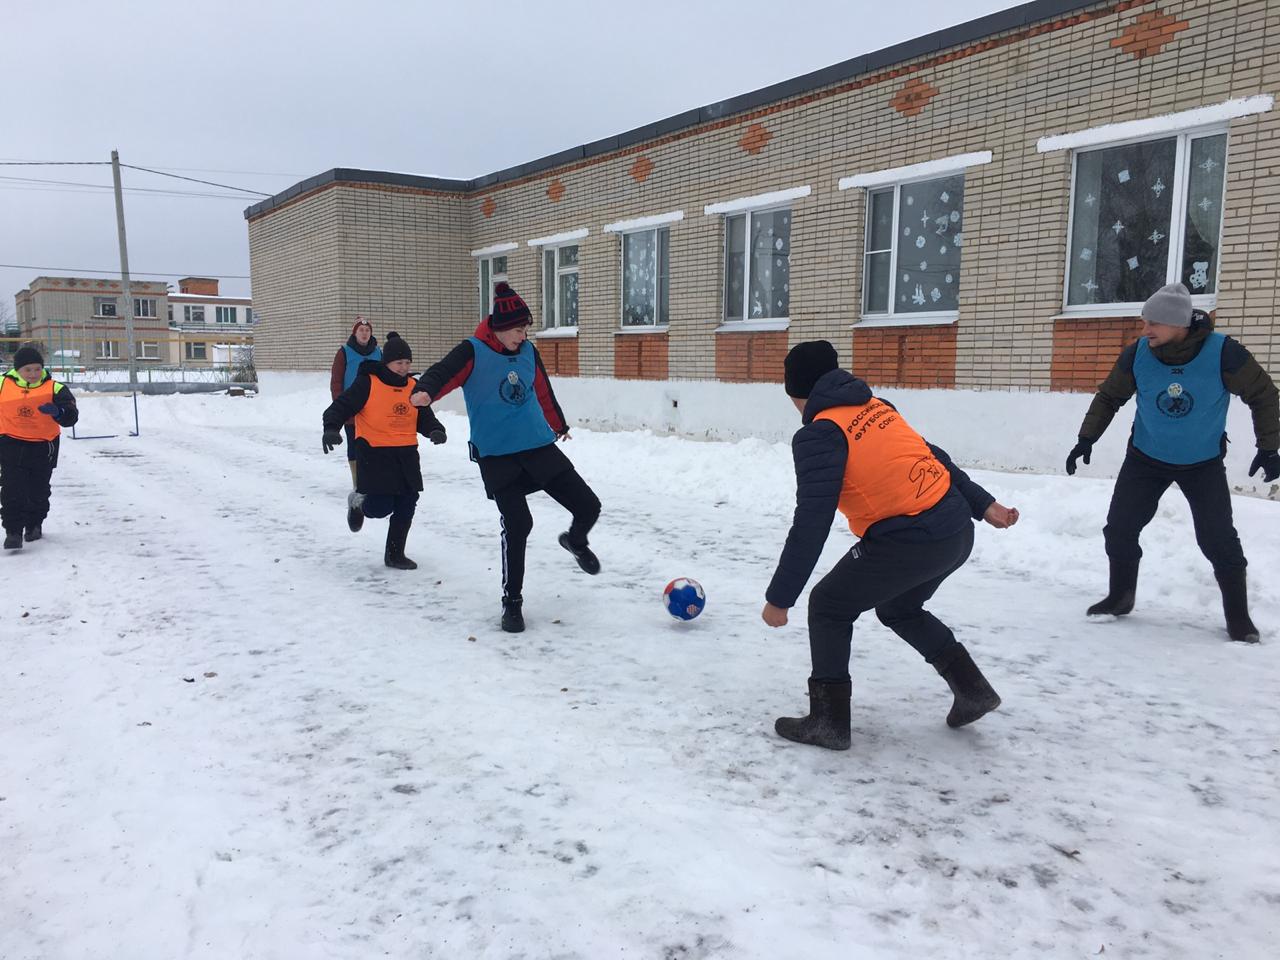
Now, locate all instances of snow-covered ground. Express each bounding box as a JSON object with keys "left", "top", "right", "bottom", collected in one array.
[{"left": 3, "top": 376, "right": 1278, "bottom": 960}]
